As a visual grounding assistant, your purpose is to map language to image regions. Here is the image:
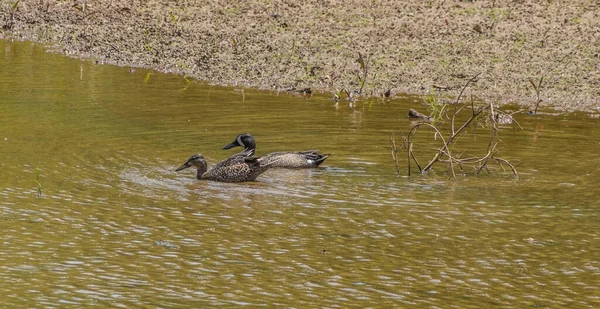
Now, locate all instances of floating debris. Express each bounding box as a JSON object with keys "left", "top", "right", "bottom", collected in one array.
[
  {"left": 408, "top": 108, "right": 433, "bottom": 122},
  {"left": 155, "top": 240, "right": 179, "bottom": 249},
  {"left": 493, "top": 112, "right": 514, "bottom": 125}
]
